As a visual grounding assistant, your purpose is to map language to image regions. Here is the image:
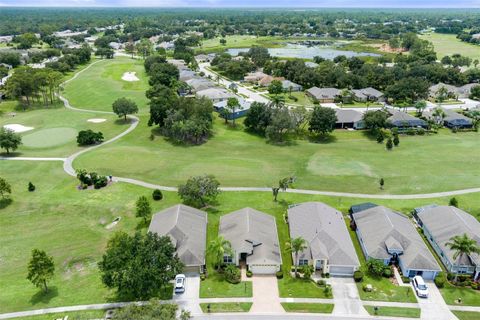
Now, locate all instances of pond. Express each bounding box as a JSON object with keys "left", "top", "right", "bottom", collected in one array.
[{"left": 227, "top": 43, "right": 380, "bottom": 60}]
